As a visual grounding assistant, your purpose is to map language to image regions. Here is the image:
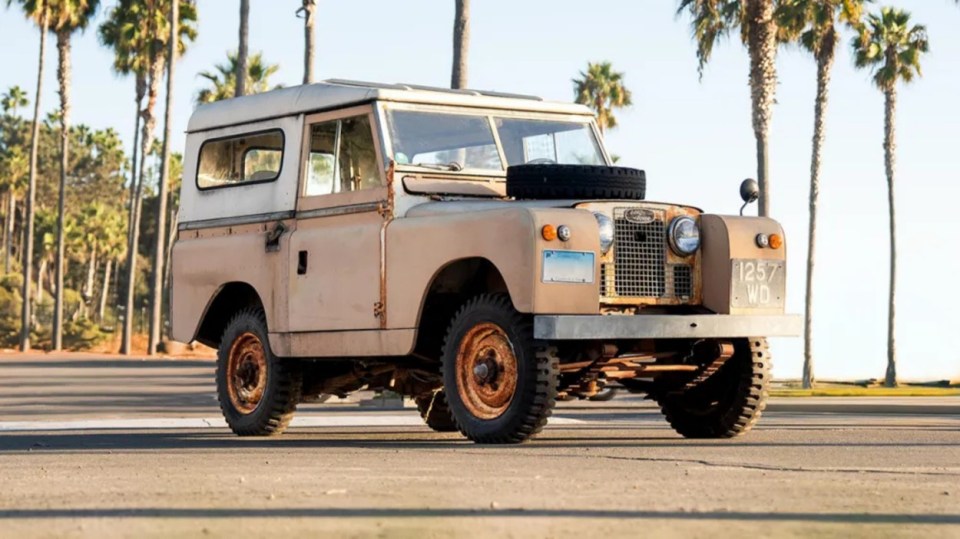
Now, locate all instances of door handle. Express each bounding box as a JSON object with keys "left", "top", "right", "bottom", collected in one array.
[{"left": 265, "top": 221, "right": 287, "bottom": 252}]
